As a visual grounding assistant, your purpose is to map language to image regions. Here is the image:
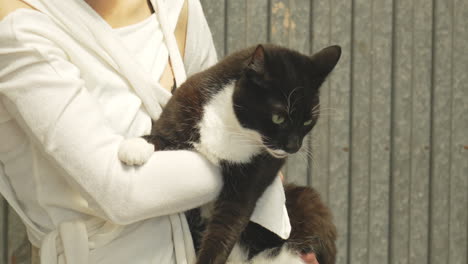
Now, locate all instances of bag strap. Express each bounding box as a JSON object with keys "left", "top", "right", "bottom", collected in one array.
[{"left": 174, "top": 0, "right": 188, "bottom": 59}]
